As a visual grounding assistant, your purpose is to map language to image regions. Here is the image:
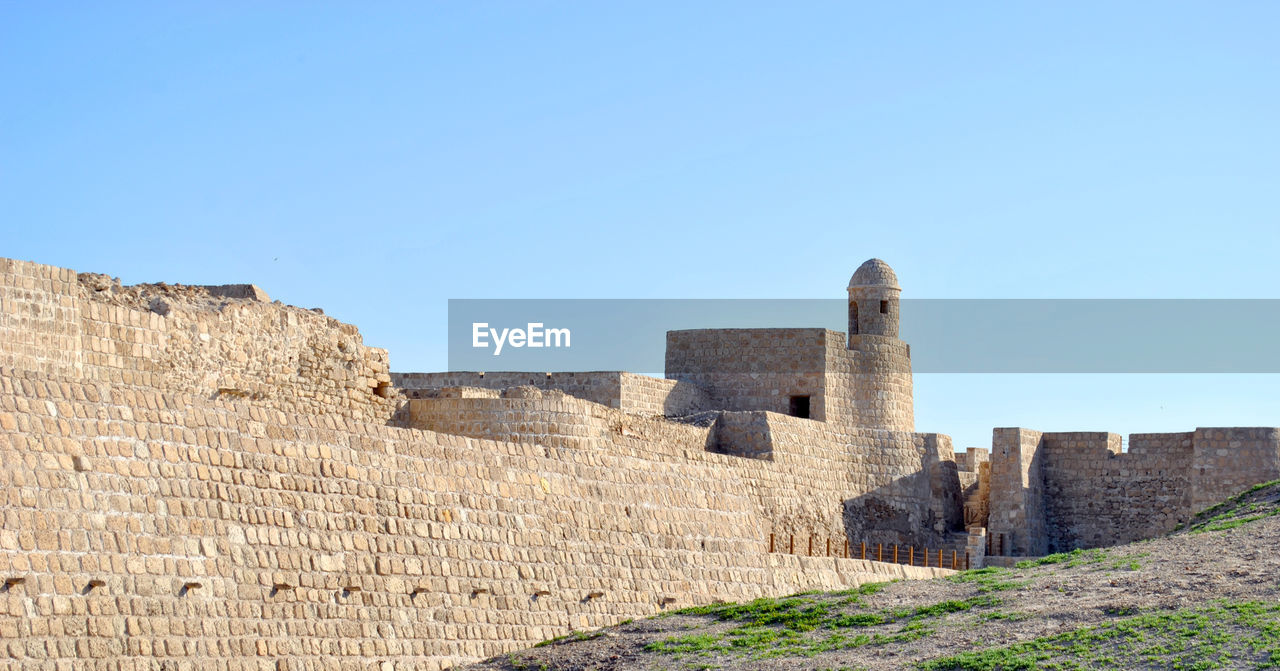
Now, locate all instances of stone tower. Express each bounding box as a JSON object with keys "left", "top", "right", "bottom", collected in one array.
[{"left": 847, "top": 259, "right": 914, "bottom": 431}]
